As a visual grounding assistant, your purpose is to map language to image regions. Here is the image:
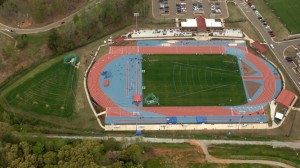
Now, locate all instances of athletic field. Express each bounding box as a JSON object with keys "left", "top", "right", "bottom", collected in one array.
[
  {"left": 142, "top": 54, "right": 247, "bottom": 106},
  {"left": 266, "top": 0, "right": 300, "bottom": 34},
  {"left": 4, "top": 60, "right": 77, "bottom": 117}
]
